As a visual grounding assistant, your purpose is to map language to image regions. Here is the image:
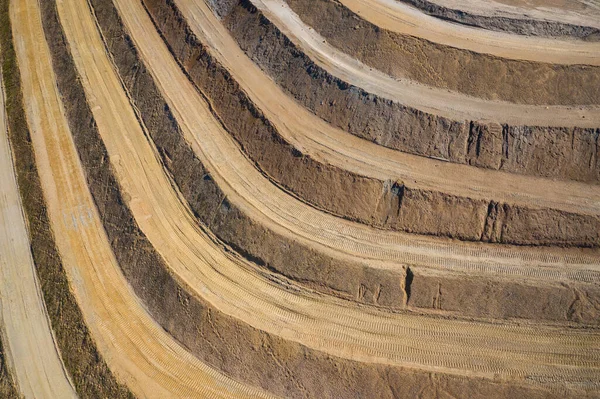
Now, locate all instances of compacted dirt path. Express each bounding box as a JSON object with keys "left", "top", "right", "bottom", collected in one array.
[
  {"left": 52, "top": 0, "right": 600, "bottom": 390},
  {"left": 335, "top": 0, "right": 600, "bottom": 65},
  {"left": 0, "top": 55, "right": 76, "bottom": 399},
  {"left": 12, "top": 0, "right": 274, "bottom": 397}
]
